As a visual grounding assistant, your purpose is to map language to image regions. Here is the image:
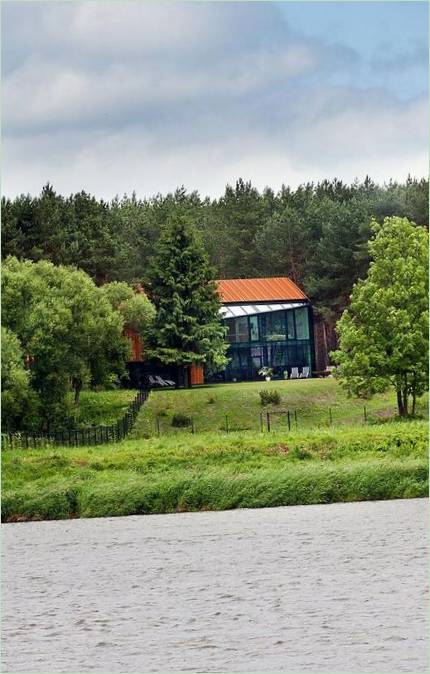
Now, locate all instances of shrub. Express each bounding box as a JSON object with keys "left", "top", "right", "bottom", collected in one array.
[
  {"left": 171, "top": 412, "right": 192, "bottom": 427},
  {"left": 259, "top": 390, "right": 281, "bottom": 406}
]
